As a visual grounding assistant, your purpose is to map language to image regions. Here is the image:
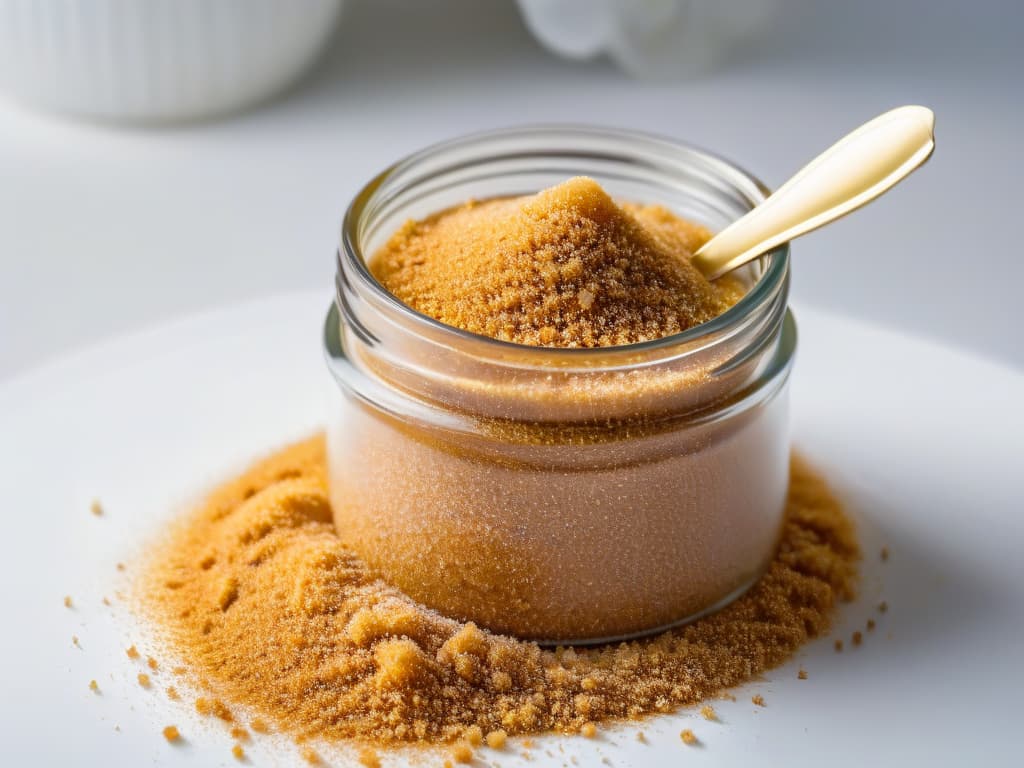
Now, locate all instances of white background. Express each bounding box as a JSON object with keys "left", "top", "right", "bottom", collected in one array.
[{"left": 1, "top": 0, "right": 1021, "bottom": 378}]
